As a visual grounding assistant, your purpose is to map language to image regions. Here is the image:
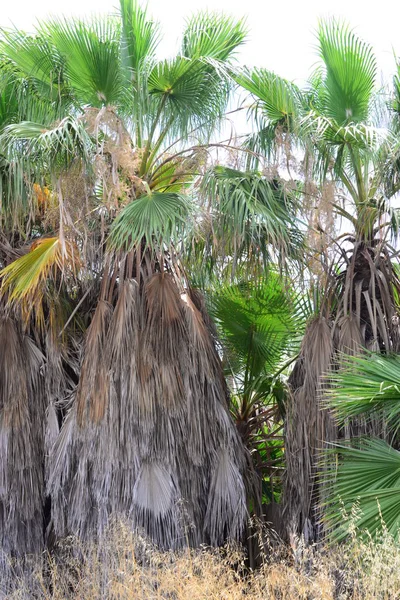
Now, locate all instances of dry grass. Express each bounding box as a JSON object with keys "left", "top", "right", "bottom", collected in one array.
[{"left": 2, "top": 521, "right": 400, "bottom": 599}]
